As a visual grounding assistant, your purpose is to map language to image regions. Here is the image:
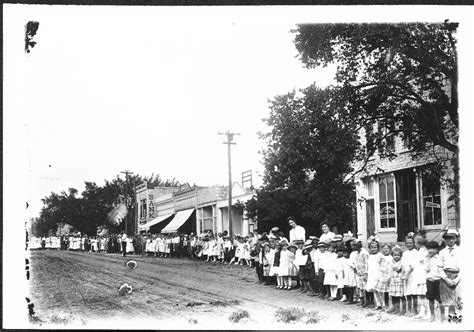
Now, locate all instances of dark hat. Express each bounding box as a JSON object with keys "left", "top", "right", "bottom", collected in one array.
[
  {"left": 342, "top": 247, "right": 352, "bottom": 254},
  {"left": 317, "top": 242, "right": 328, "bottom": 248},
  {"left": 271, "top": 227, "right": 279, "bottom": 233},
  {"left": 294, "top": 240, "right": 304, "bottom": 244},
  {"left": 426, "top": 241, "right": 440, "bottom": 250}
]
